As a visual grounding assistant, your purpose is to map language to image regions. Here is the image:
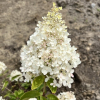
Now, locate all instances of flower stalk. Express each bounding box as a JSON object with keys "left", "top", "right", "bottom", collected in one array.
[{"left": 43, "top": 81, "right": 46, "bottom": 96}]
